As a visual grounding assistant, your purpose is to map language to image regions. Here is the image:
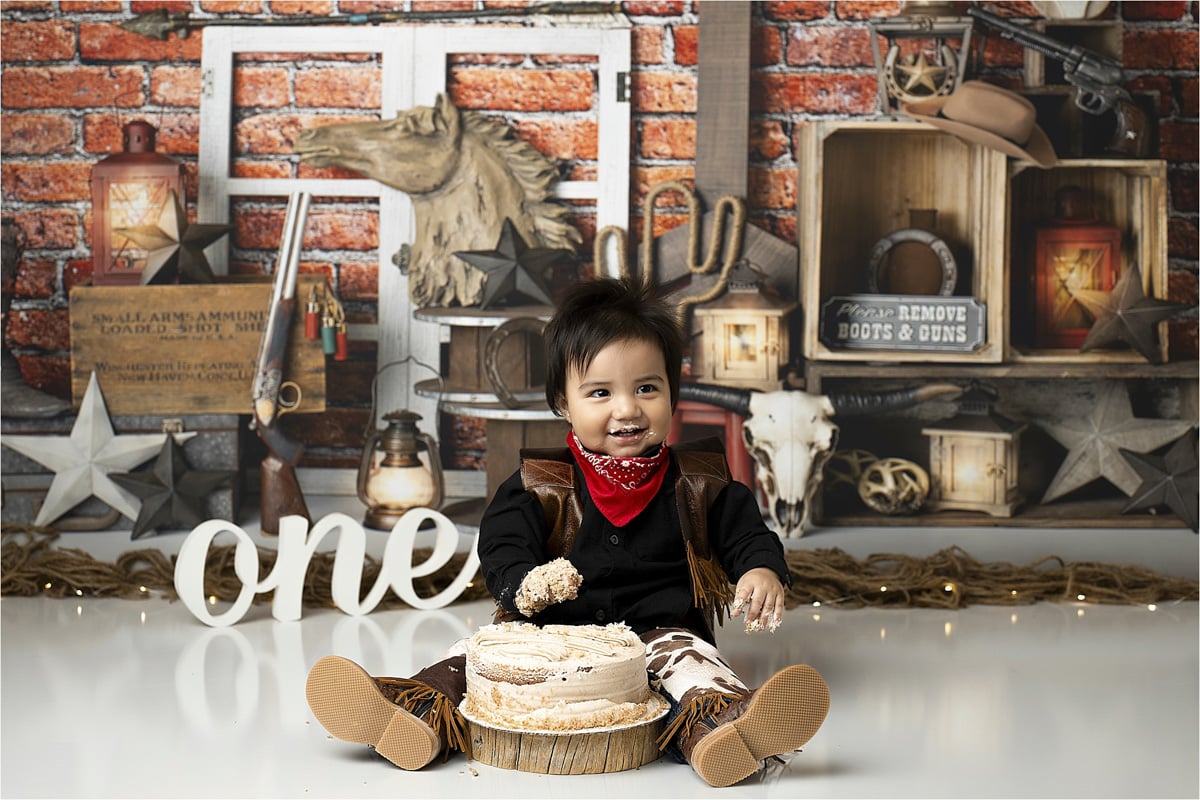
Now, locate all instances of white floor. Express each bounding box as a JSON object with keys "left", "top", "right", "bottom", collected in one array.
[{"left": 2, "top": 499, "right": 1198, "bottom": 799}]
